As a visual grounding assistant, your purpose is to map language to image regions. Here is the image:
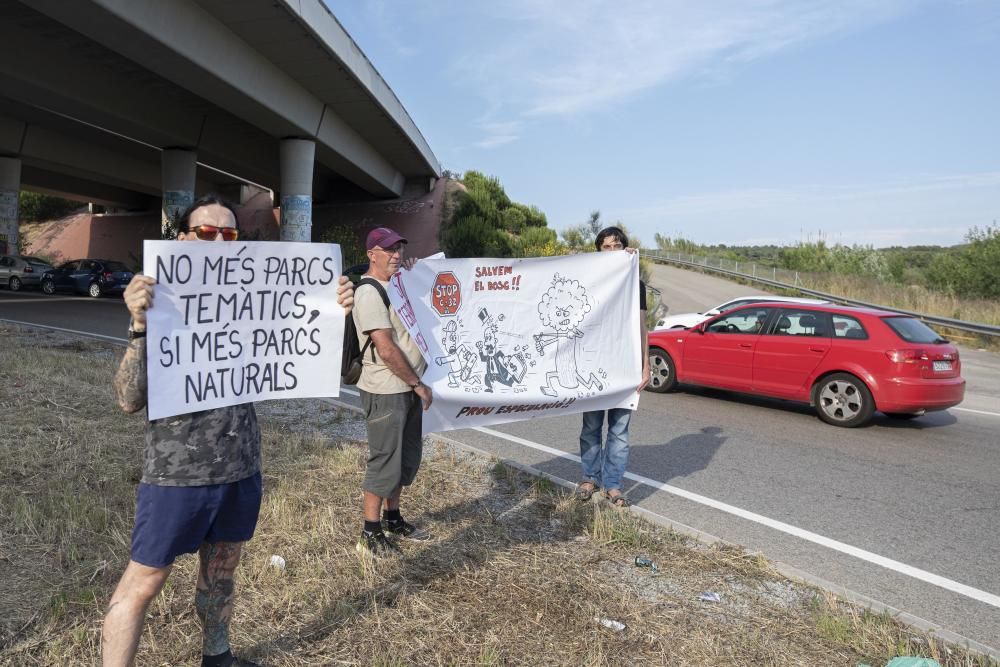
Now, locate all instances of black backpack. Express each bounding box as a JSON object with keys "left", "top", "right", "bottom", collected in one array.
[{"left": 342, "top": 277, "right": 390, "bottom": 385}]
